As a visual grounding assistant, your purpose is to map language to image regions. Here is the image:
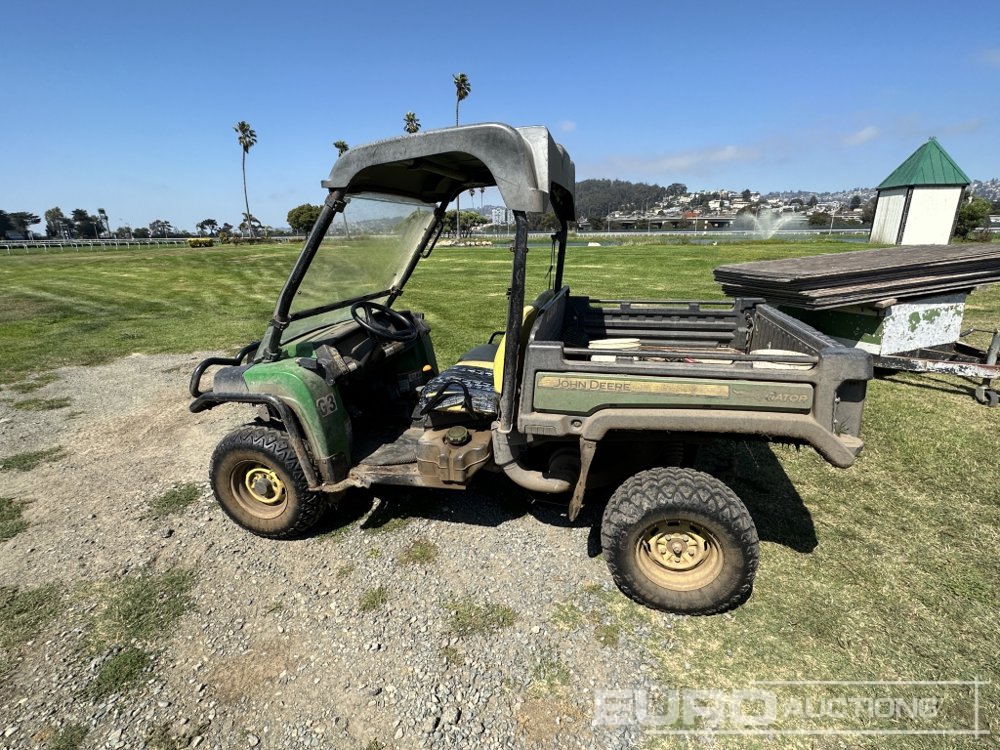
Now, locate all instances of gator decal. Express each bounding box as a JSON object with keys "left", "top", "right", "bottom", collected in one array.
[
  {"left": 533, "top": 373, "right": 813, "bottom": 414},
  {"left": 537, "top": 376, "right": 730, "bottom": 398}
]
